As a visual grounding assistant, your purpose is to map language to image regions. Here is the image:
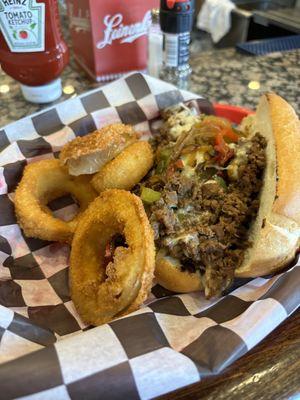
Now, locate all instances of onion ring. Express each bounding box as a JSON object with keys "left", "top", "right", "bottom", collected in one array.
[
  {"left": 70, "top": 189, "right": 155, "bottom": 326},
  {"left": 91, "top": 141, "right": 154, "bottom": 193},
  {"left": 14, "top": 159, "right": 97, "bottom": 243},
  {"left": 59, "top": 124, "right": 138, "bottom": 176}
]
